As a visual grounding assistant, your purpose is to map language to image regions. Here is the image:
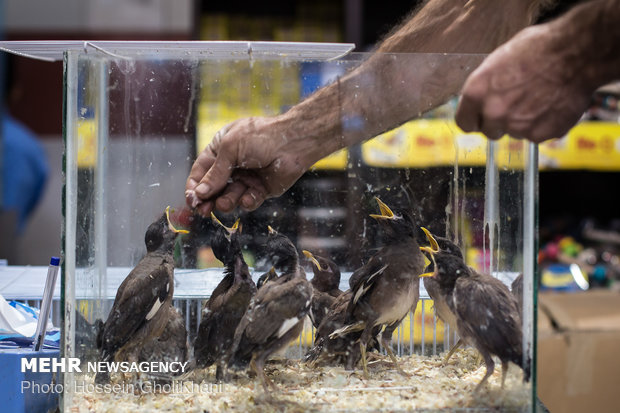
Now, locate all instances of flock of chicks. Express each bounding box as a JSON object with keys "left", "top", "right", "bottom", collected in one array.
[{"left": 94, "top": 199, "right": 529, "bottom": 397}]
